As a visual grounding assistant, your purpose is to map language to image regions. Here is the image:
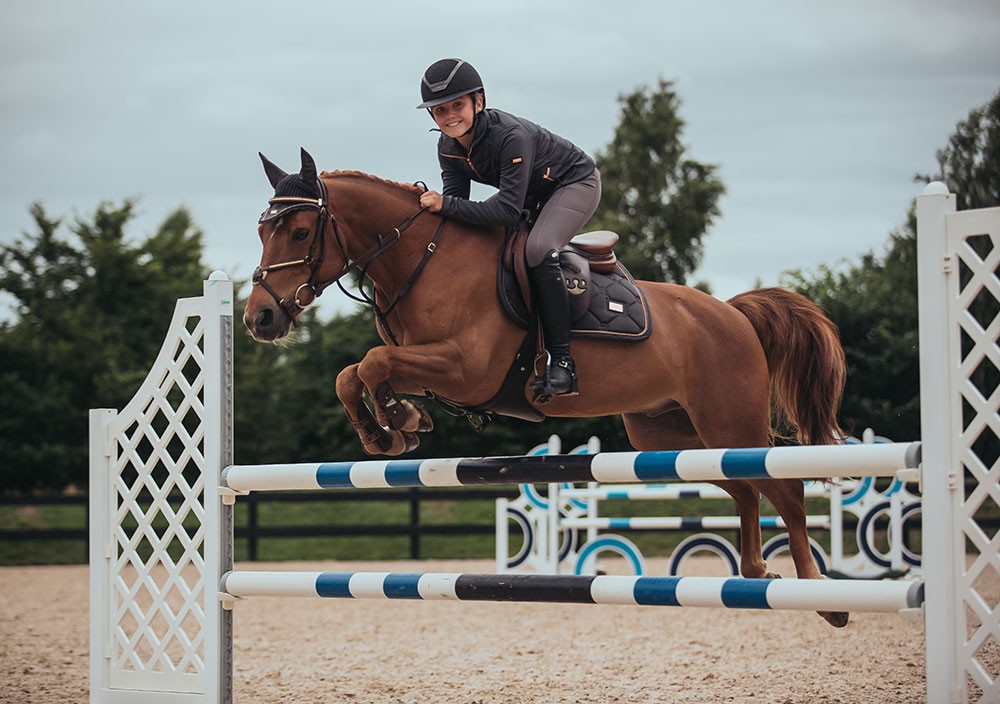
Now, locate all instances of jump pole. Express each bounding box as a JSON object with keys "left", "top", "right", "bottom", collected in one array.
[
  {"left": 221, "top": 442, "right": 921, "bottom": 492},
  {"left": 219, "top": 571, "right": 923, "bottom": 615}
]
